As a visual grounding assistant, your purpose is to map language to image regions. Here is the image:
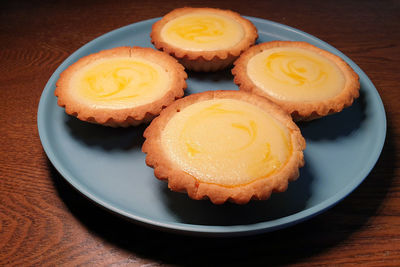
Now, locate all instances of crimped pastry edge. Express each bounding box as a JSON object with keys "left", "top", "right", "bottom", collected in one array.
[
  {"left": 142, "top": 90, "right": 306, "bottom": 204},
  {"left": 55, "top": 46, "right": 187, "bottom": 127},
  {"left": 232, "top": 41, "right": 360, "bottom": 121},
  {"left": 151, "top": 7, "right": 258, "bottom": 72}
]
